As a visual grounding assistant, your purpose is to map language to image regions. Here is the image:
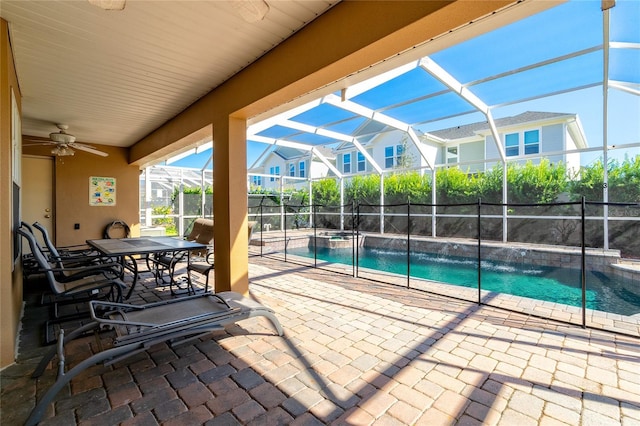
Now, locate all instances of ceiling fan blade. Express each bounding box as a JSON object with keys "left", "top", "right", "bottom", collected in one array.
[
  {"left": 71, "top": 143, "right": 109, "bottom": 157},
  {"left": 24, "top": 139, "right": 55, "bottom": 146}
]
